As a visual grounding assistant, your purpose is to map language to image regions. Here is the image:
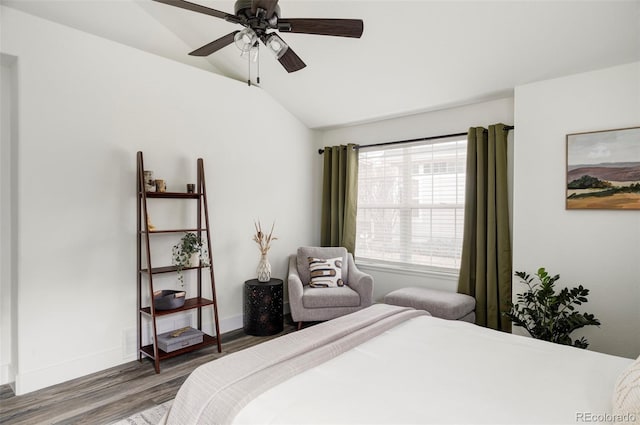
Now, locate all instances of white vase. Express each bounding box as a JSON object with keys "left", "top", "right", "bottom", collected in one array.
[
  {"left": 188, "top": 252, "right": 200, "bottom": 268},
  {"left": 257, "top": 253, "right": 271, "bottom": 282},
  {"left": 143, "top": 170, "right": 154, "bottom": 192}
]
